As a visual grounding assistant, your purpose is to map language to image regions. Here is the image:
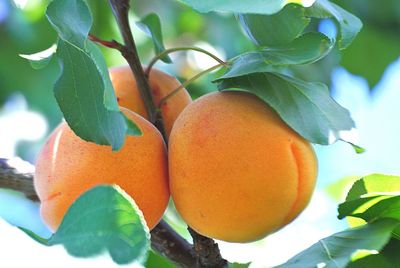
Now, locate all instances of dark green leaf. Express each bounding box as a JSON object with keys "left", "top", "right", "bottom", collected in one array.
[
  {"left": 19, "top": 44, "right": 57, "bottom": 70},
  {"left": 305, "top": 0, "right": 362, "bottom": 49},
  {"left": 46, "top": 0, "right": 92, "bottom": 48},
  {"left": 238, "top": 4, "right": 310, "bottom": 47},
  {"left": 136, "top": 13, "right": 171, "bottom": 63},
  {"left": 21, "top": 185, "right": 150, "bottom": 265},
  {"left": 219, "top": 32, "right": 333, "bottom": 79},
  {"left": 55, "top": 40, "right": 140, "bottom": 150},
  {"left": 46, "top": 0, "right": 141, "bottom": 150},
  {"left": 178, "top": 0, "right": 315, "bottom": 15},
  {"left": 348, "top": 239, "right": 400, "bottom": 268},
  {"left": 145, "top": 251, "right": 176, "bottom": 268},
  {"left": 276, "top": 219, "right": 400, "bottom": 268},
  {"left": 217, "top": 72, "right": 355, "bottom": 145},
  {"left": 340, "top": 25, "right": 400, "bottom": 88}
]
